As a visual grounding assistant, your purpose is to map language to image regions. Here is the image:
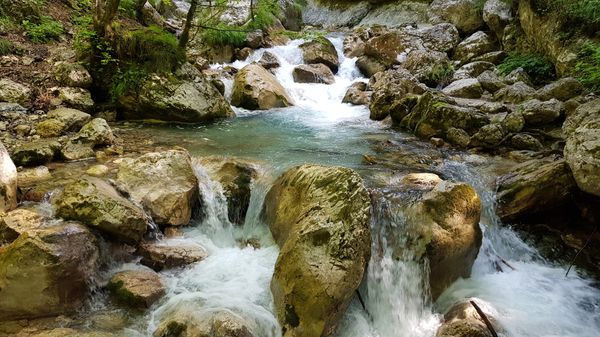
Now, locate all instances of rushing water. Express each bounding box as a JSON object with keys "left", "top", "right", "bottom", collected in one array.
[{"left": 116, "top": 37, "right": 600, "bottom": 337}]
